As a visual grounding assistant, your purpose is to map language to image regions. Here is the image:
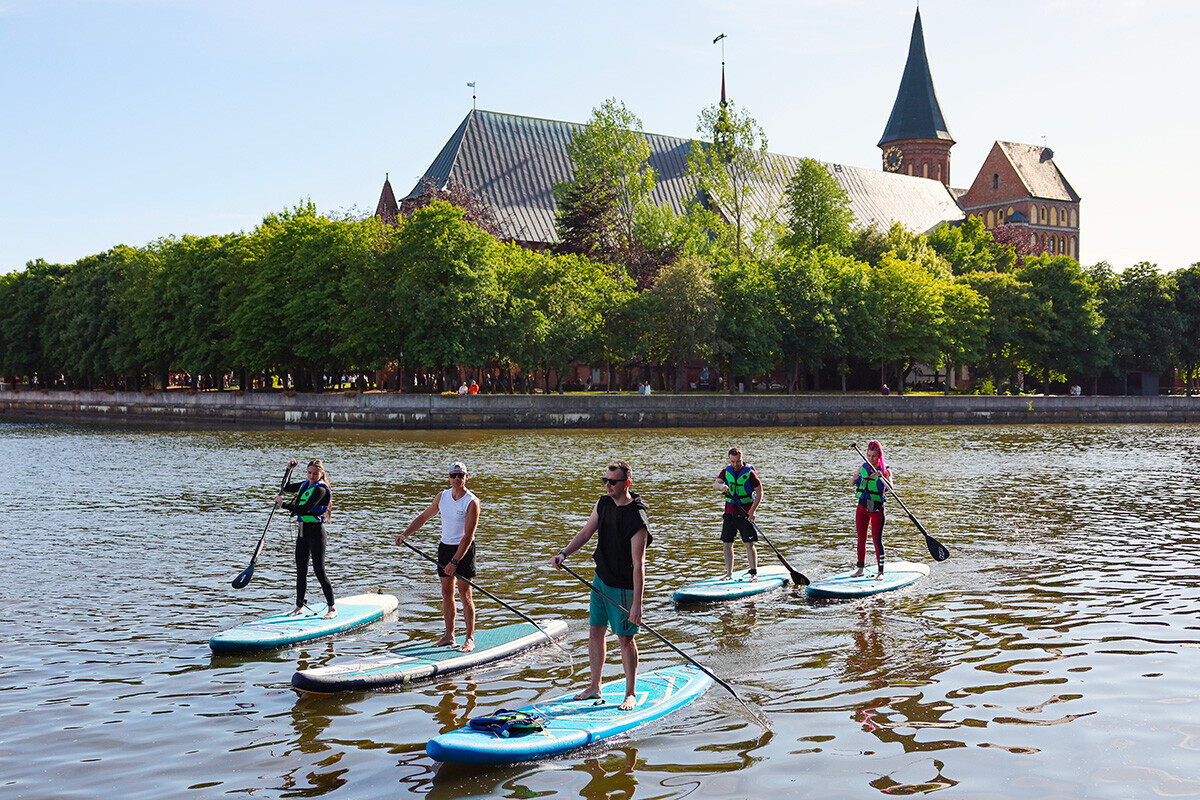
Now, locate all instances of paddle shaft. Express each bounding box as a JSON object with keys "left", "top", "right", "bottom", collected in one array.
[
  {"left": 852, "top": 444, "right": 949, "bottom": 562},
  {"left": 233, "top": 465, "right": 294, "bottom": 588},
  {"left": 557, "top": 563, "right": 765, "bottom": 725},
  {"left": 400, "top": 540, "right": 571, "bottom": 659}
]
